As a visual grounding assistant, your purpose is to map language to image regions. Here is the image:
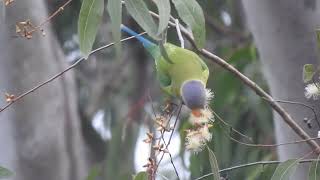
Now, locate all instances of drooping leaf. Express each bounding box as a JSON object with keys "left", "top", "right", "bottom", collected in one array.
[
  {"left": 0, "top": 166, "right": 13, "bottom": 178},
  {"left": 308, "top": 160, "right": 320, "bottom": 180},
  {"left": 259, "top": 164, "right": 278, "bottom": 180},
  {"left": 303, "top": 64, "right": 315, "bottom": 83},
  {"left": 78, "top": 0, "right": 104, "bottom": 58},
  {"left": 107, "top": 0, "right": 122, "bottom": 60},
  {"left": 132, "top": 171, "right": 148, "bottom": 180},
  {"left": 207, "top": 147, "right": 221, "bottom": 180},
  {"left": 172, "top": 0, "right": 206, "bottom": 48},
  {"left": 124, "top": 0, "right": 158, "bottom": 39},
  {"left": 154, "top": 0, "right": 171, "bottom": 35},
  {"left": 271, "top": 159, "right": 299, "bottom": 180}
]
